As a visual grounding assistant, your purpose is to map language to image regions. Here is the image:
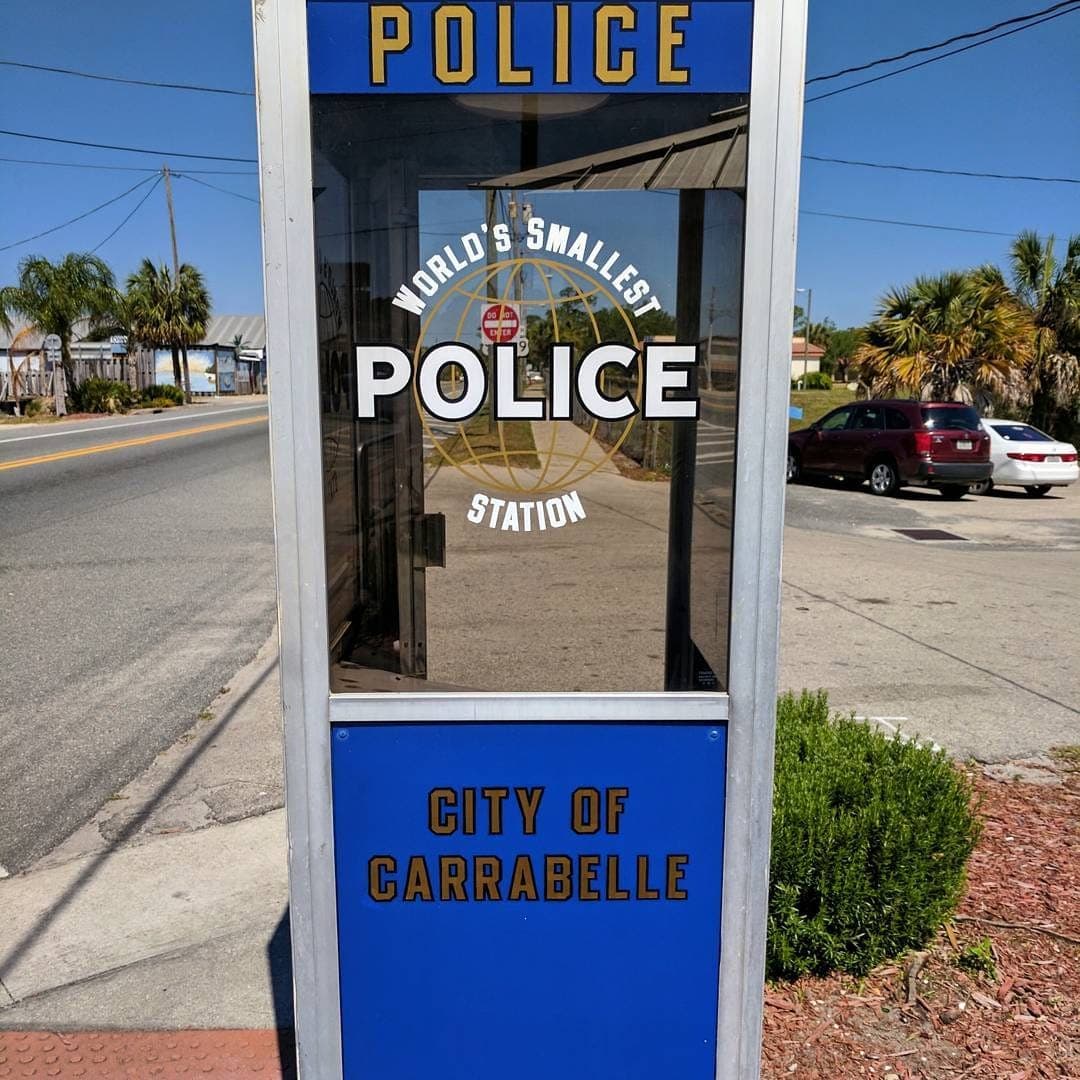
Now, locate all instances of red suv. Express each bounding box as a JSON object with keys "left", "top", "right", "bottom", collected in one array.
[{"left": 787, "top": 400, "right": 992, "bottom": 498}]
